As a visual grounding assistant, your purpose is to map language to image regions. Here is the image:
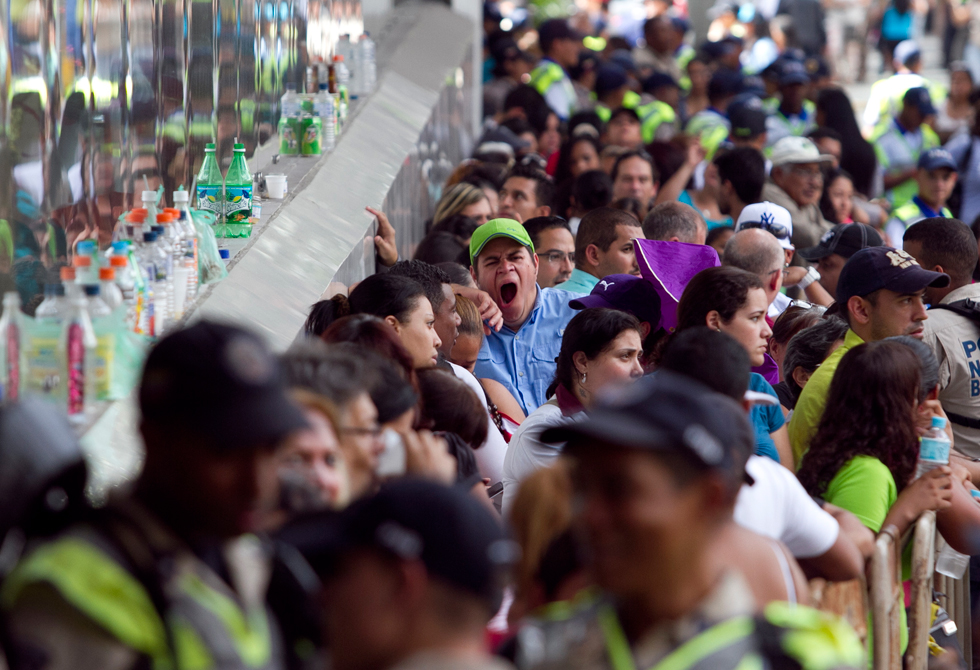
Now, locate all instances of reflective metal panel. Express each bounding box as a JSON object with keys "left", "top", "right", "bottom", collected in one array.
[{"left": 0, "top": 0, "right": 347, "bottom": 297}]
